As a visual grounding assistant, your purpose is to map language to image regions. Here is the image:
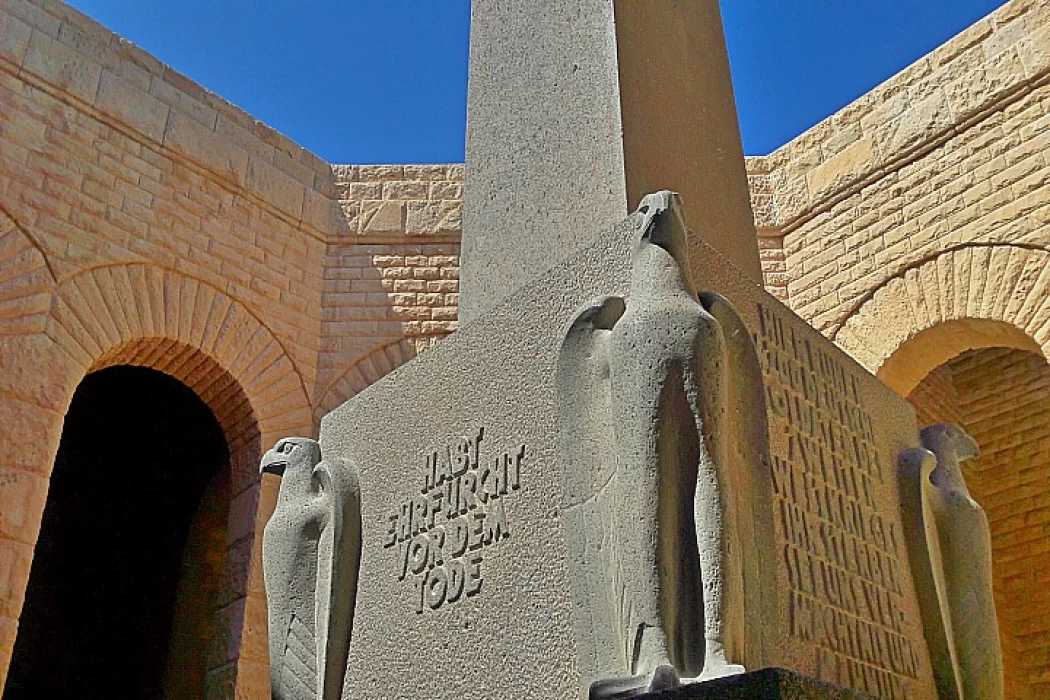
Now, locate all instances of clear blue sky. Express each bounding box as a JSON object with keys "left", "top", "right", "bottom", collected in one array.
[{"left": 67, "top": 0, "right": 1008, "bottom": 162}]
